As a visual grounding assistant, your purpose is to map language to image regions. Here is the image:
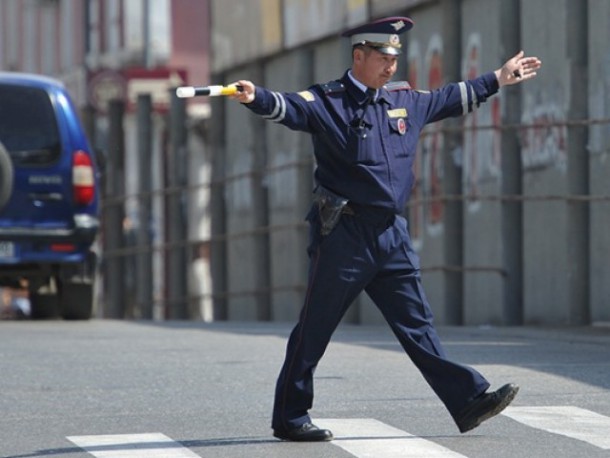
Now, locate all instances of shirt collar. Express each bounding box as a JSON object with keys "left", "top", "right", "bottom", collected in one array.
[
  {"left": 346, "top": 71, "right": 393, "bottom": 106},
  {"left": 347, "top": 71, "right": 378, "bottom": 102}
]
